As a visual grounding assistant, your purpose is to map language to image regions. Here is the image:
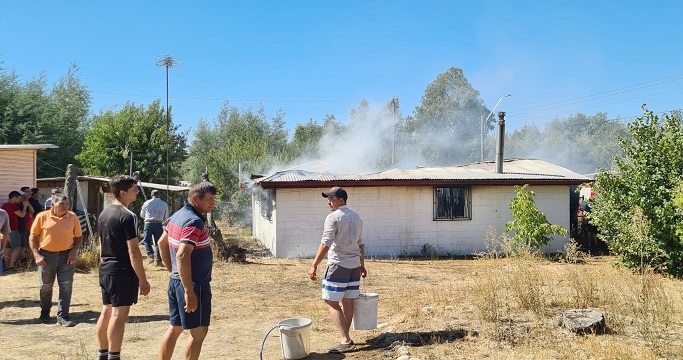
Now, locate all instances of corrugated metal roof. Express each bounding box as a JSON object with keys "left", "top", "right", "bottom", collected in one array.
[
  {"left": 256, "top": 159, "right": 590, "bottom": 185},
  {"left": 0, "top": 144, "right": 58, "bottom": 150}
]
